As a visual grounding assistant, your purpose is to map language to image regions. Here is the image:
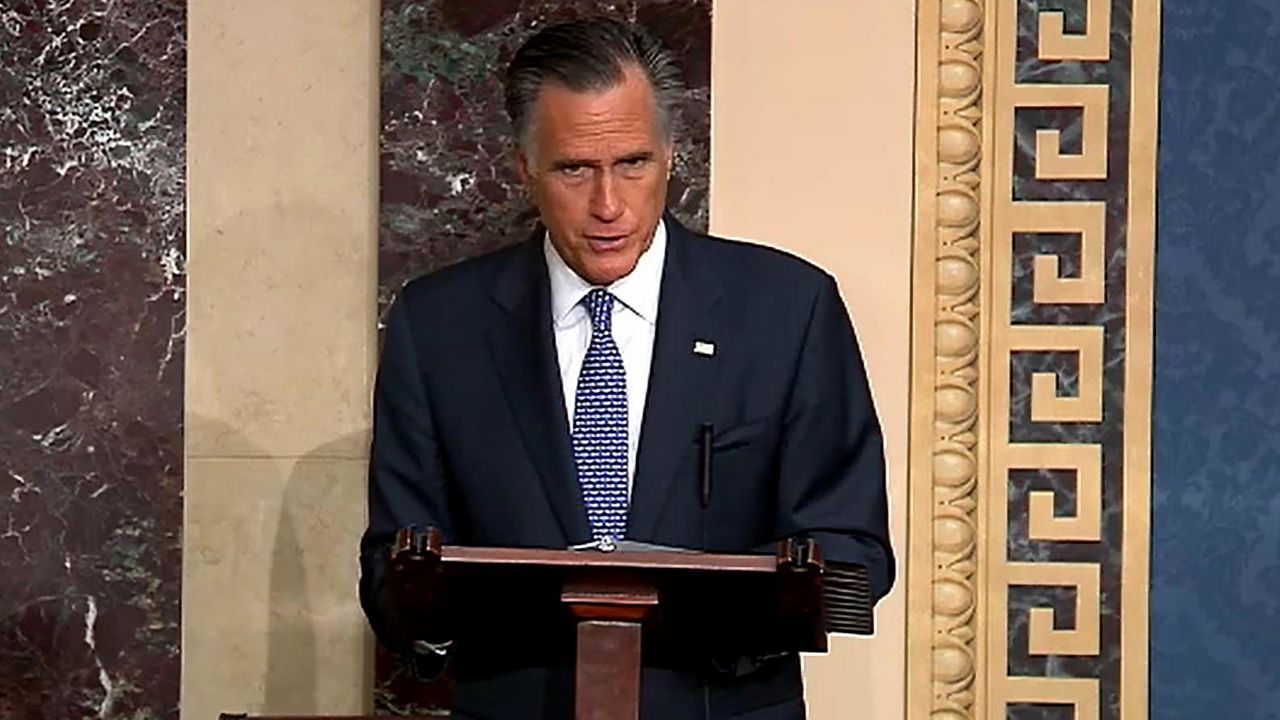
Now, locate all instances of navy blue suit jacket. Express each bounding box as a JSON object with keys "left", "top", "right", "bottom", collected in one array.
[{"left": 360, "top": 217, "right": 894, "bottom": 719}]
